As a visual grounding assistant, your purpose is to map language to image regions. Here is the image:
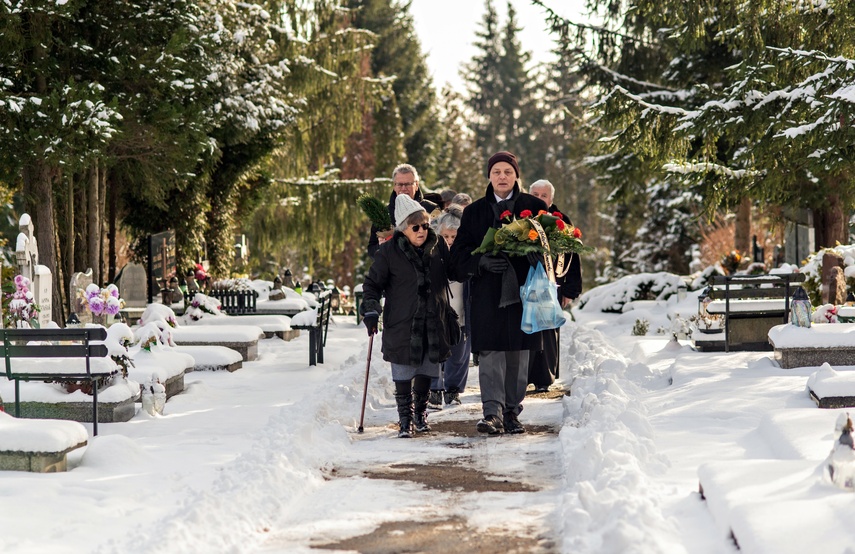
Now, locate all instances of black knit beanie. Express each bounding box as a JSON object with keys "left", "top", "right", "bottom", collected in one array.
[{"left": 486, "top": 151, "right": 520, "bottom": 178}]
